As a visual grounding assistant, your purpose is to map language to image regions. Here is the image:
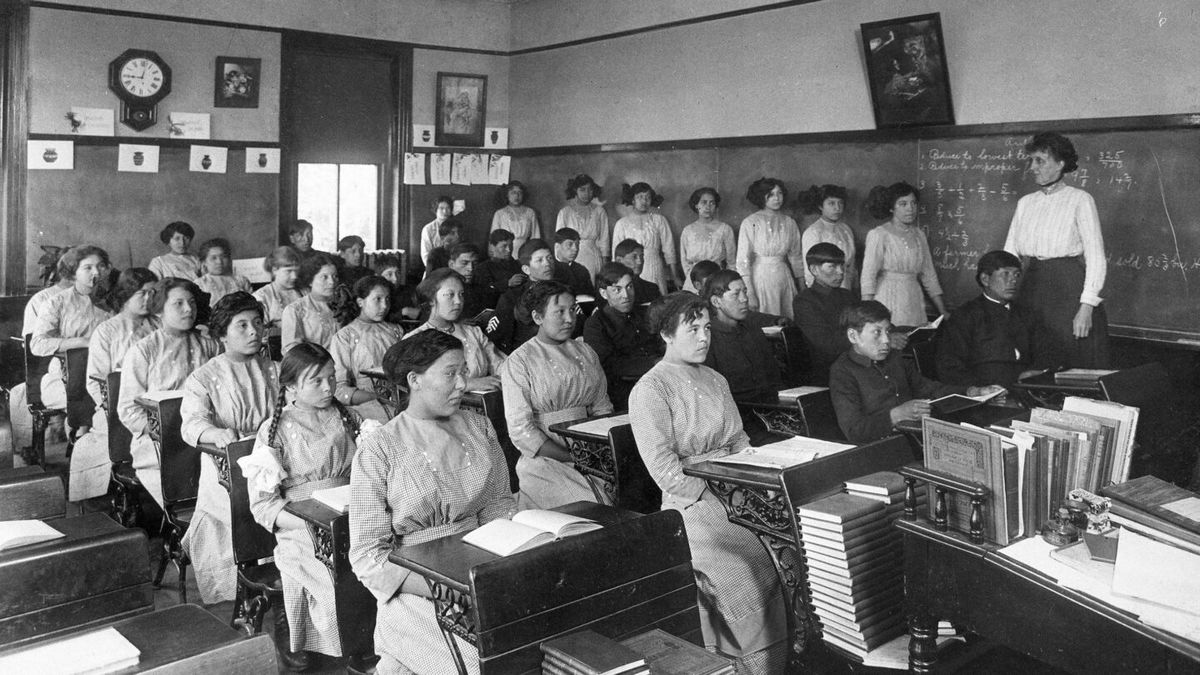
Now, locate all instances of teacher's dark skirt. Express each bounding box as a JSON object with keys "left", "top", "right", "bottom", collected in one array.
[{"left": 1021, "top": 256, "right": 1110, "bottom": 368}]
